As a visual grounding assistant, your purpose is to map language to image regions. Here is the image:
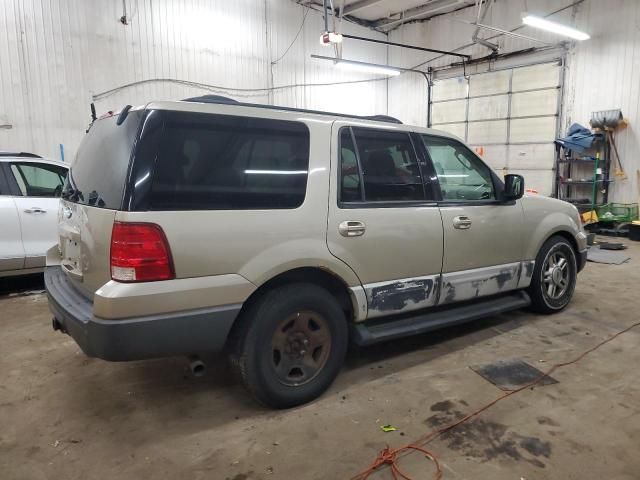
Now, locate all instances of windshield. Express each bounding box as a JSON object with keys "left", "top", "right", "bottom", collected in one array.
[{"left": 62, "top": 110, "right": 144, "bottom": 209}]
